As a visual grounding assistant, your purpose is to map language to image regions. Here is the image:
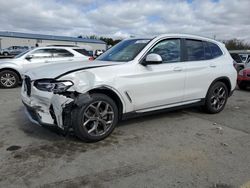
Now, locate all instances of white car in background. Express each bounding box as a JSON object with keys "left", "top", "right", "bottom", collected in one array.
[
  {"left": 0, "top": 46, "right": 94, "bottom": 88},
  {"left": 21, "top": 34, "right": 237, "bottom": 142}
]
